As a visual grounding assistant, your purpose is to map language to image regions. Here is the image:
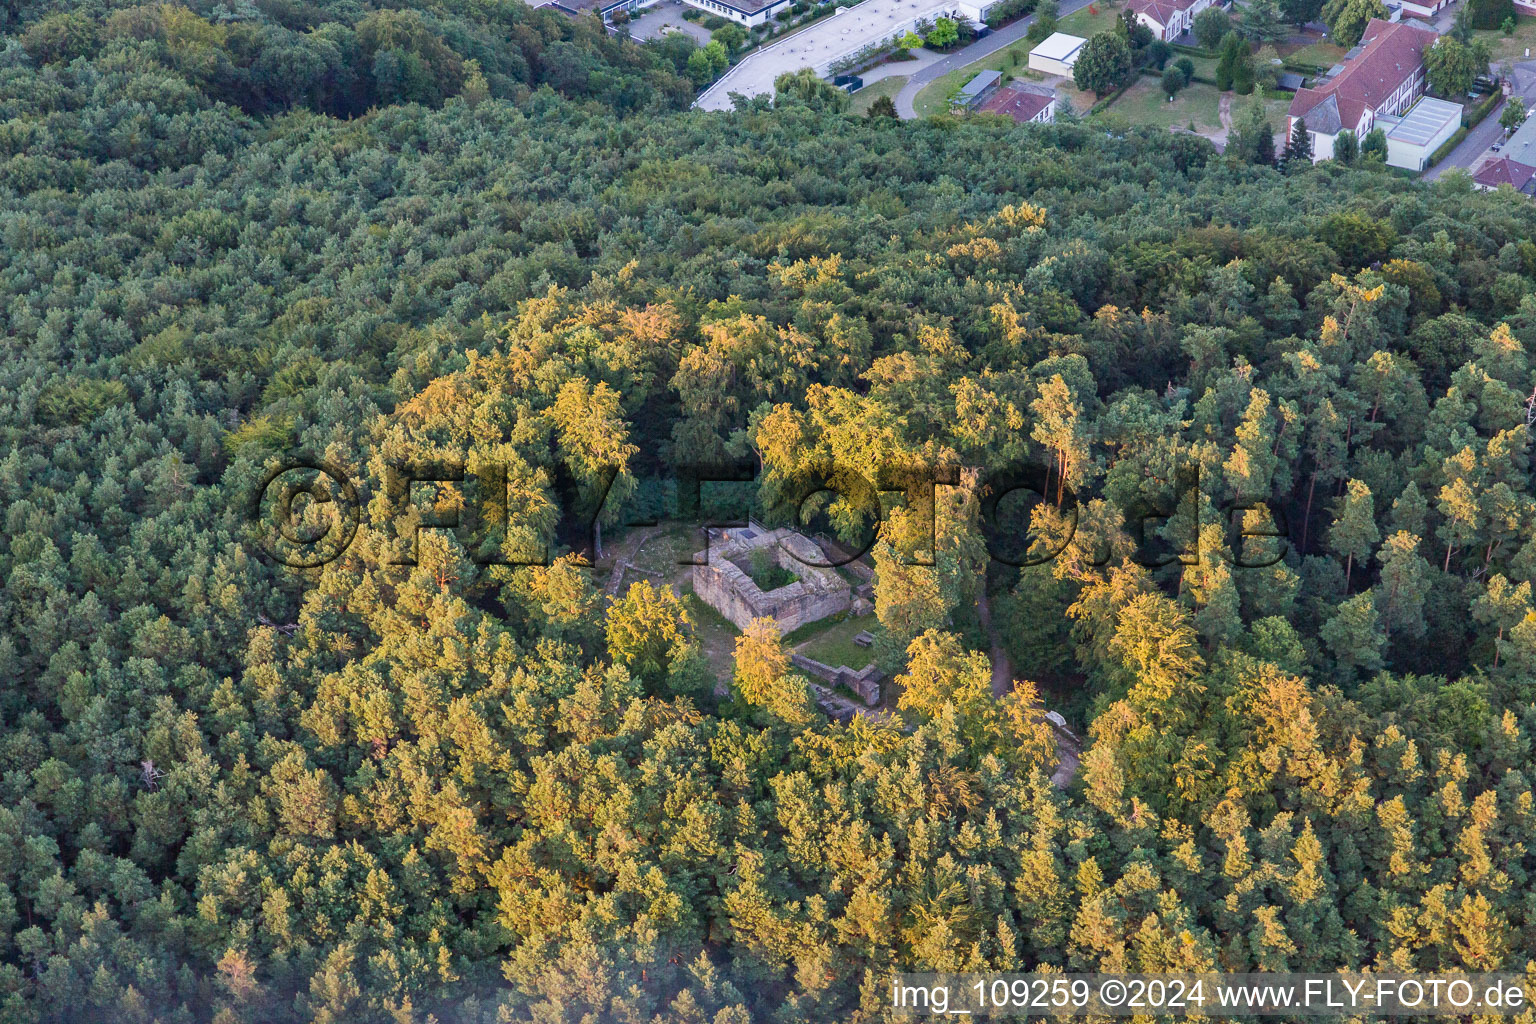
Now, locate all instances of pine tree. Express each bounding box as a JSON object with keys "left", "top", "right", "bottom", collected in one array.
[
  {"left": 1282, "top": 117, "right": 1313, "bottom": 170},
  {"left": 1329, "top": 479, "right": 1379, "bottom": 590}
]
